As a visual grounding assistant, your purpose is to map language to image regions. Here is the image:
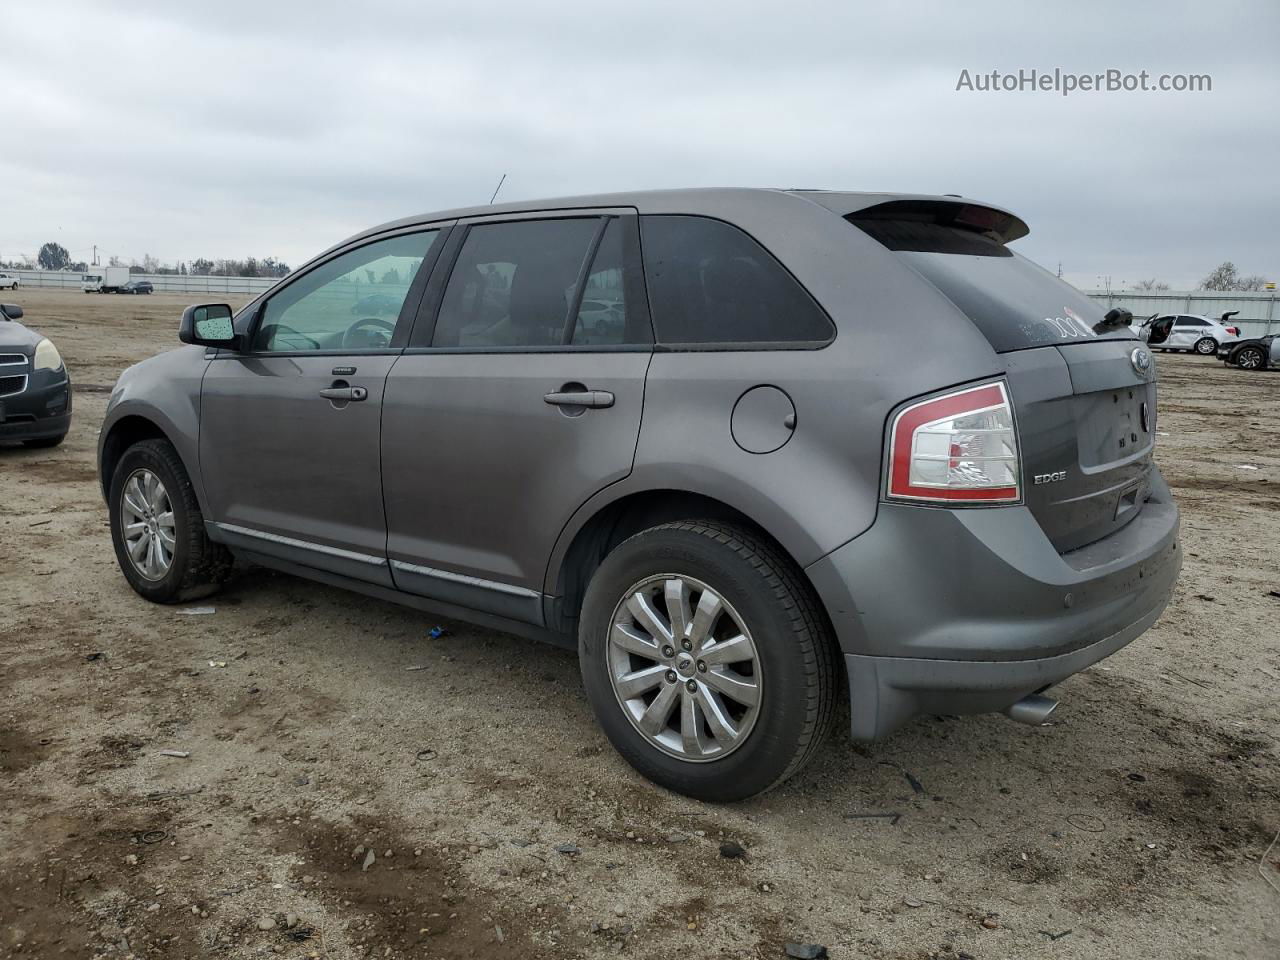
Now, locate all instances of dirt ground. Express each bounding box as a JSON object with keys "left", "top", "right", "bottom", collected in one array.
[{"left": 1, "top": 288, "right": 1277, "bottom": 960}]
